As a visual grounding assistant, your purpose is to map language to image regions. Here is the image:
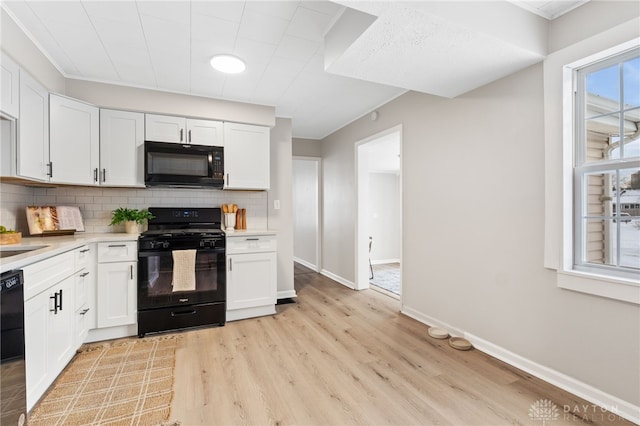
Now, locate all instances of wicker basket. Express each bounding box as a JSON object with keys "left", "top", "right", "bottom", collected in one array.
[{"left": 0, "top": 232, "right": 22, "bottom": 245}]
